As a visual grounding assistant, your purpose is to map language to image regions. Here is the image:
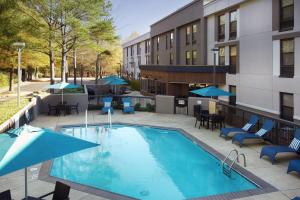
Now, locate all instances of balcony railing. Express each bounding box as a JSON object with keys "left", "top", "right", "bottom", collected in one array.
[{"left": 218, "top": 101, "right": 300, "bottom": 145}]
